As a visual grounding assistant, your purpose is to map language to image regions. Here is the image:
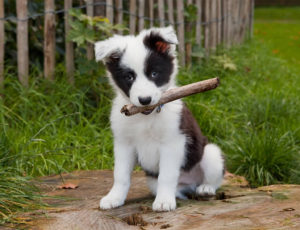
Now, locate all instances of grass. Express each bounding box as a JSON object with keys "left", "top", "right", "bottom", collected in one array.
[
  {"left": 0, "top": 7, "right": 300, "bottom": 225},
  {"left": 255, "top": 7, "right": 300, "bottom": 69}
]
